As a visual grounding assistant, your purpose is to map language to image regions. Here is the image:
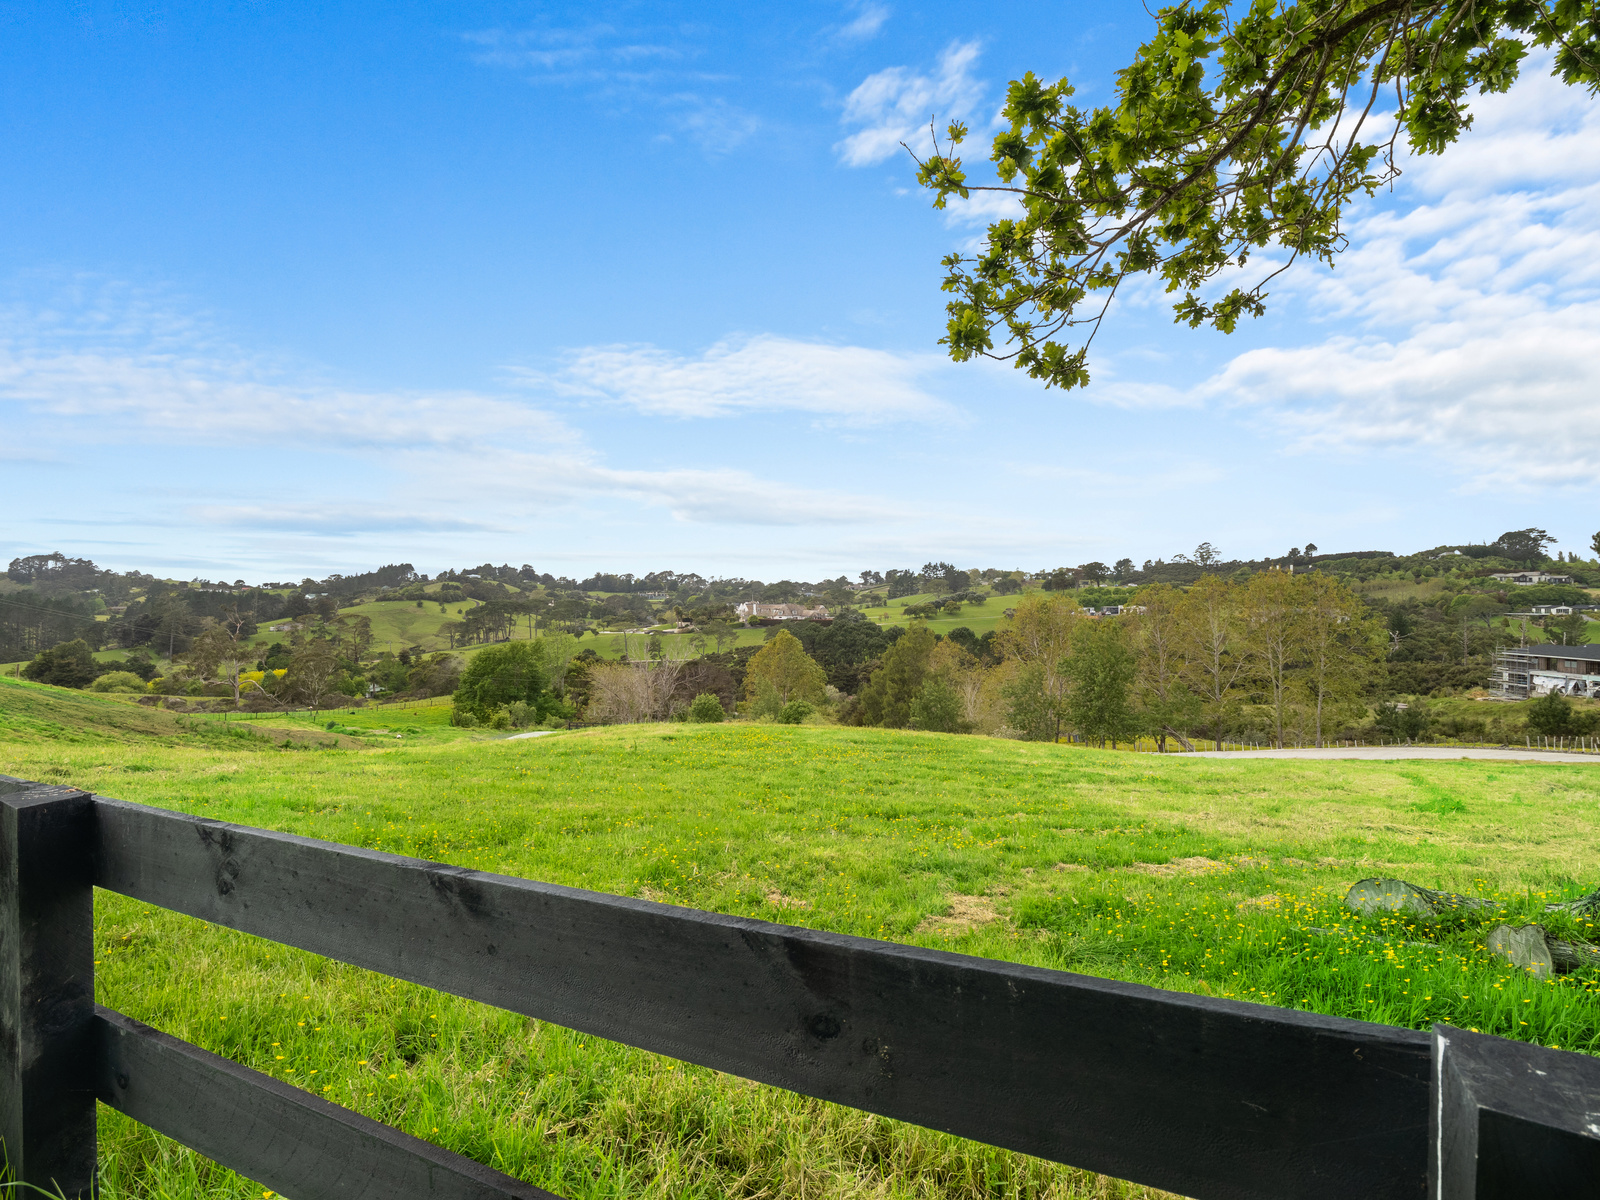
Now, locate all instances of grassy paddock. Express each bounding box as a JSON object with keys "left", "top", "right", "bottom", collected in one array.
[
  {"left": 296, "top": 598, "right": 480, "bottom": 654},
  {"left": 853, "top": 593, "right": 1010, "bottom": 638},
  {"left": 5, "top": 681, "right": 1600, "bottom": 1197}
]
